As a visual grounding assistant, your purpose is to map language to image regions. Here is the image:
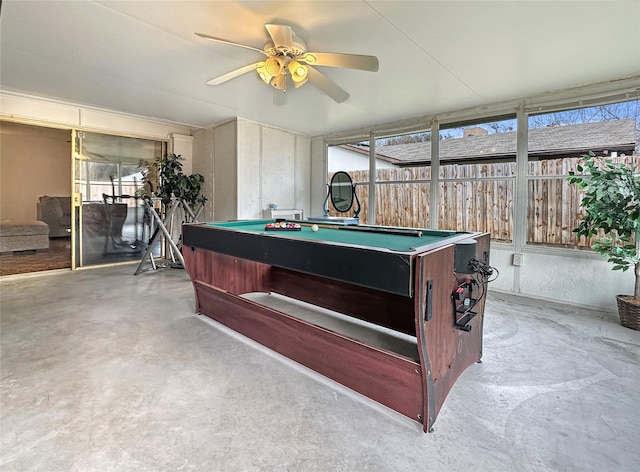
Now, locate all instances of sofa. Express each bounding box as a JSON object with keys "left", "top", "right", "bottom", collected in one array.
[
  {"left": 37, "top": 196, "right": 72, "bottom": 238},
  {"left": 0, "top": 220, "right": 50, "bottom": 253}
]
